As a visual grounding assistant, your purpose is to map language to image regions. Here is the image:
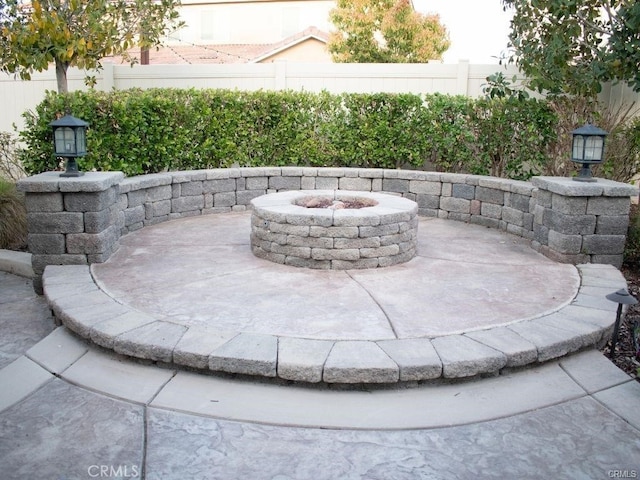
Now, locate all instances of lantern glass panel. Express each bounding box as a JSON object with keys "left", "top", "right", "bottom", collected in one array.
[
  {"left": 572, "top": 135, "right": 584, "bottom": 160},
  {"left": 55, "top": 127, "right": 76, "bottom": 155},
  {"left": 584, "top": 135, "right": 603, "bottom": 161},
  {"left": 75, "top": 128, "right": 86, "bottom": 155}
]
